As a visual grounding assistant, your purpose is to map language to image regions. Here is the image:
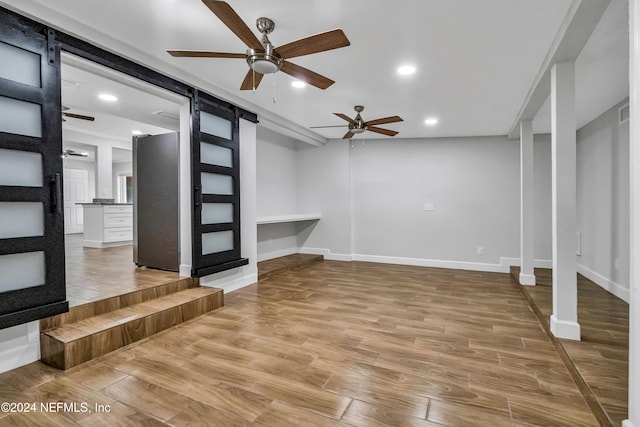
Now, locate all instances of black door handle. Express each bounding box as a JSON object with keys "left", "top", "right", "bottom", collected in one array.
[
  {"left": 49, "top": 173, "right": 62, "bottom": 214},
  {"left": 194, "top": 186, "right": 202, "bottom": 207}
]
